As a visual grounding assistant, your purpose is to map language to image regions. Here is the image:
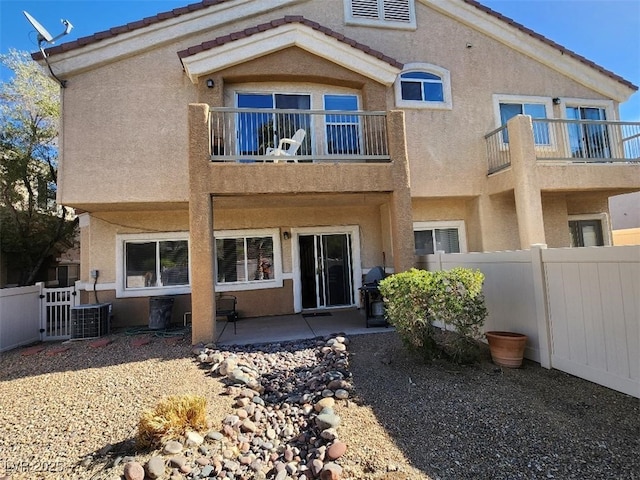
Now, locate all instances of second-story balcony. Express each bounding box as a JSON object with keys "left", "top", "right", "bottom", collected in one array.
[
  {"left": 486, "top": 118, "right": 640, "bottom": 174},
  {"left": 485, "top": 116, "right": 640, "bottom": 193},
  {"left": 209, "top": 107, "right": 389, "bottom": 163}
]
